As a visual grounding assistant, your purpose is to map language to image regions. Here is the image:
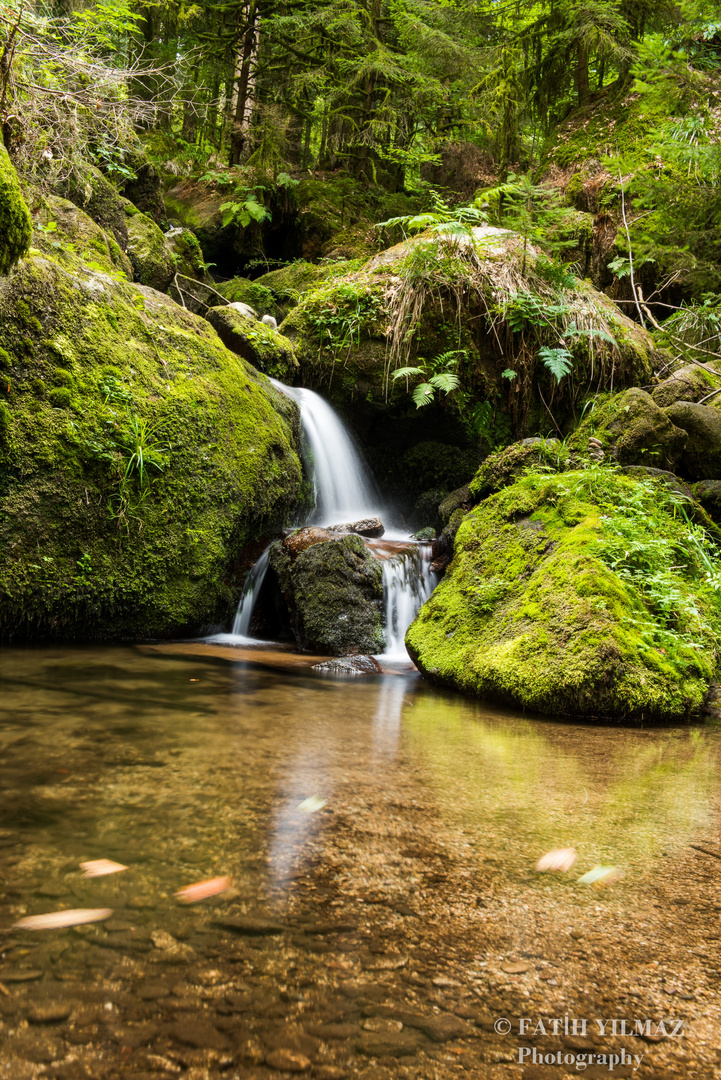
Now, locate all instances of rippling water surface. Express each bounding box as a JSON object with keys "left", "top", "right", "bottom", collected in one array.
[{"left": 0, "top": 644, "right": 719, "bottom": 1079}]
